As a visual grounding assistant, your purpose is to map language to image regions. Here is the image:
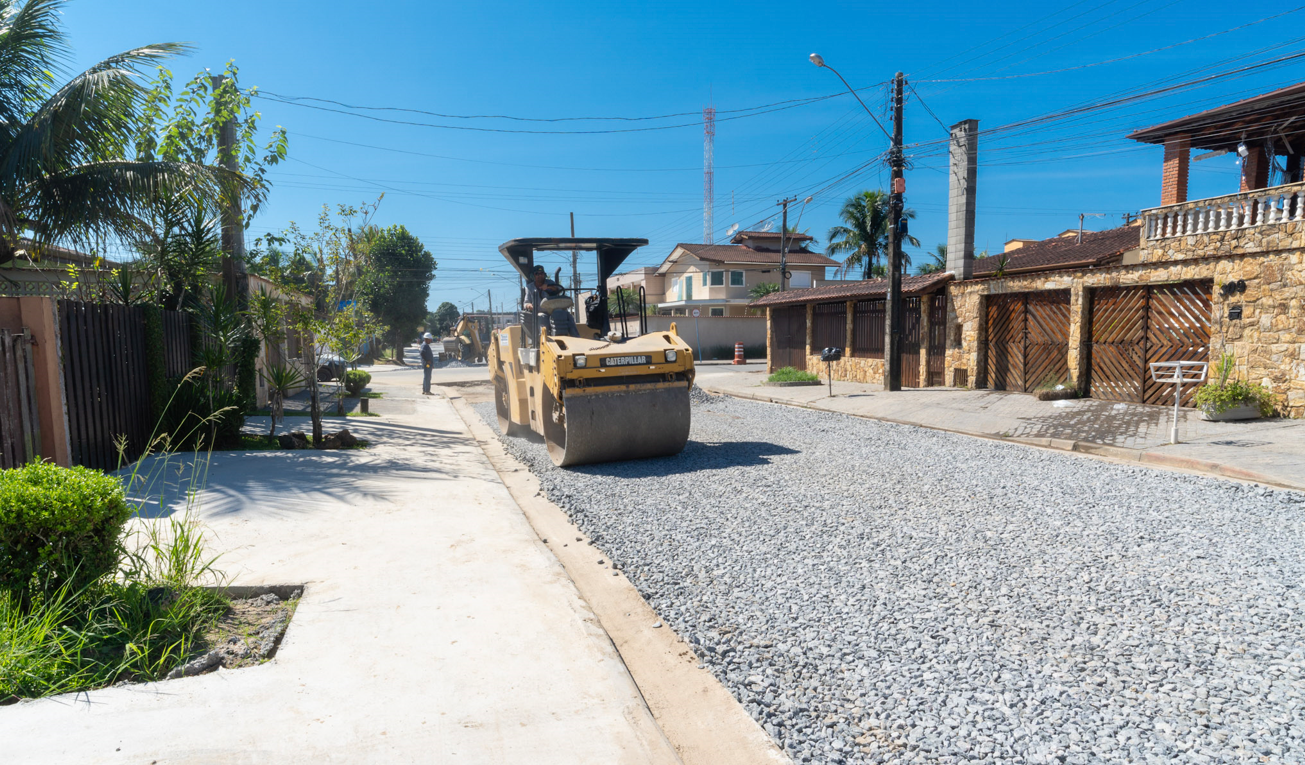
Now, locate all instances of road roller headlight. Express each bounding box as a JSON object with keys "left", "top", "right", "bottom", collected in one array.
[
  {"left": 574, "top": 354, "right": 587, "bottom": 368},
  {"left": 664, "top": 349, "right": 677, "bottom": 363}
]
